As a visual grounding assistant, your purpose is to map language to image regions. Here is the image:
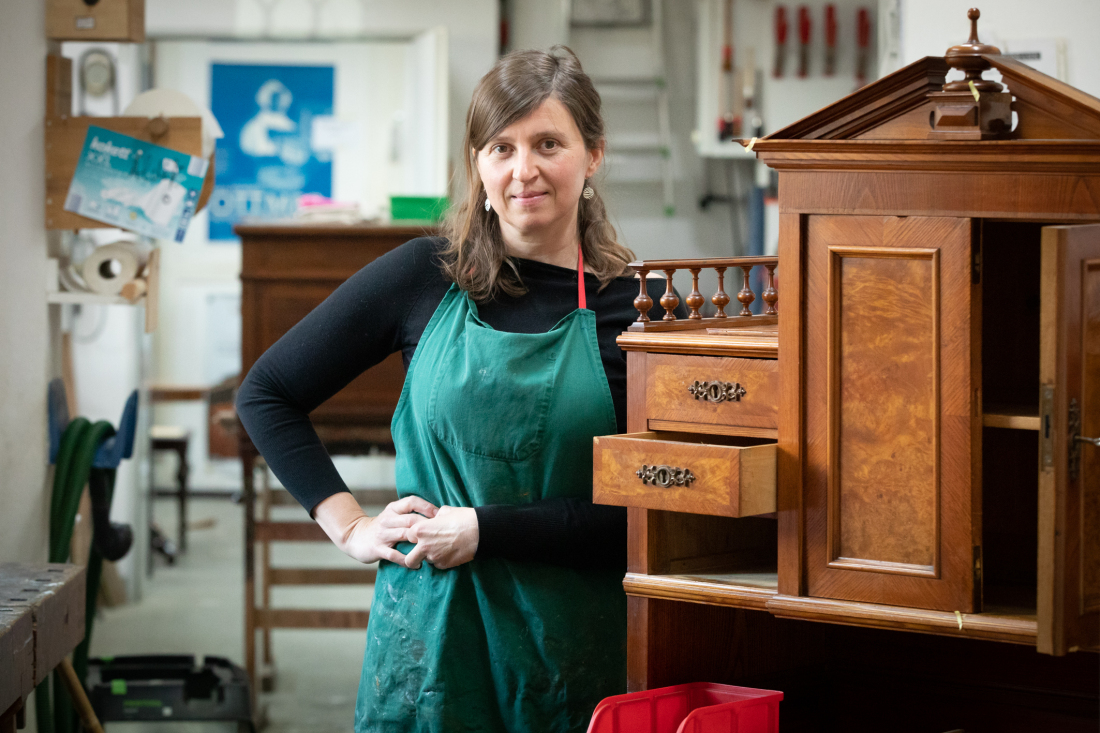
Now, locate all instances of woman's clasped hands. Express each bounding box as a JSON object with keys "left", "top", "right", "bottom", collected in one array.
[{"left": 314, "top": 492, "right": 479, "bottom": 571}]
